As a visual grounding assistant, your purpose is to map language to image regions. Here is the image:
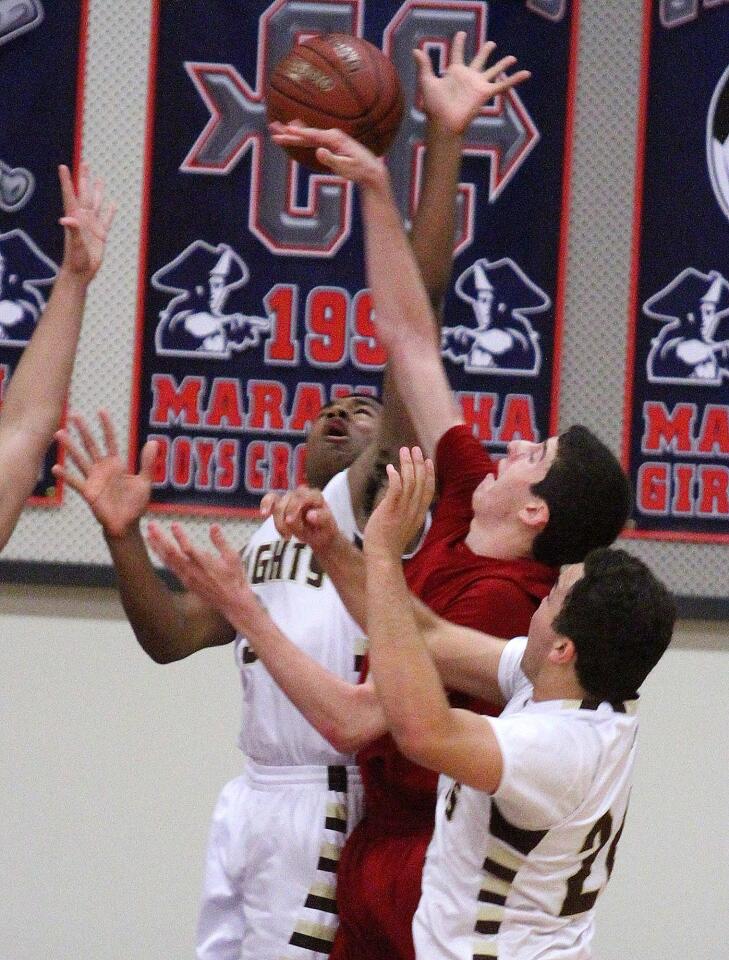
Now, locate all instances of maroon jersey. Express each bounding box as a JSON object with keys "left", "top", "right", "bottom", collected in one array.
[{"left": 331, "top": 425, "right": 557, "bottom": 960}]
